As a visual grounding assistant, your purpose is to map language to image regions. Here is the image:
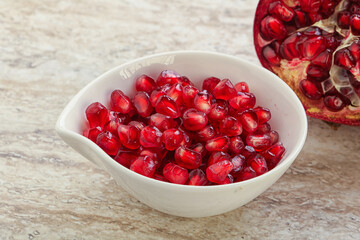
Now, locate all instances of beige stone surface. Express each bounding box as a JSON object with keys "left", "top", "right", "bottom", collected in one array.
[{"left": 0, "top": 0, "right": 359, "bottom": 239}]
